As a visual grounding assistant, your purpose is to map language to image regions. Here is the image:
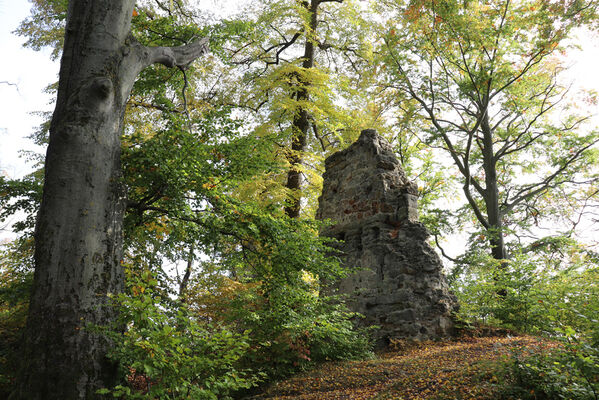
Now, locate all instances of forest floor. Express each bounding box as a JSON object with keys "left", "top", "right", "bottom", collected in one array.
[{"left": 250, "top": 334, "right": 557, "bottom": 400}]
